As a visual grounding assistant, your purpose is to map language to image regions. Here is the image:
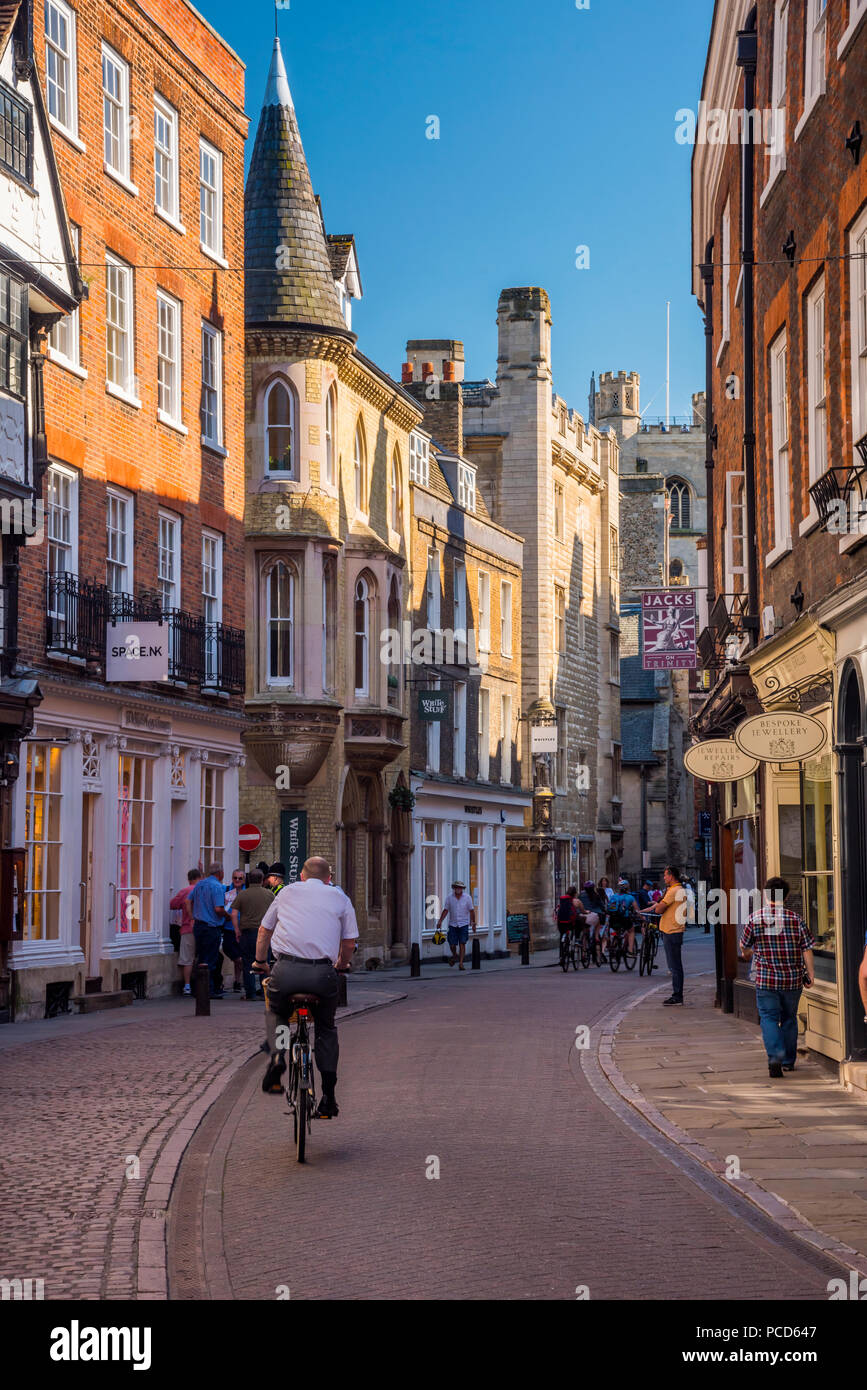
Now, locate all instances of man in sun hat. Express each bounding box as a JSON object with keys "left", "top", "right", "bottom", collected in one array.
[{"left": 436, "top": 880, "right": 476, "bottom": 971}]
